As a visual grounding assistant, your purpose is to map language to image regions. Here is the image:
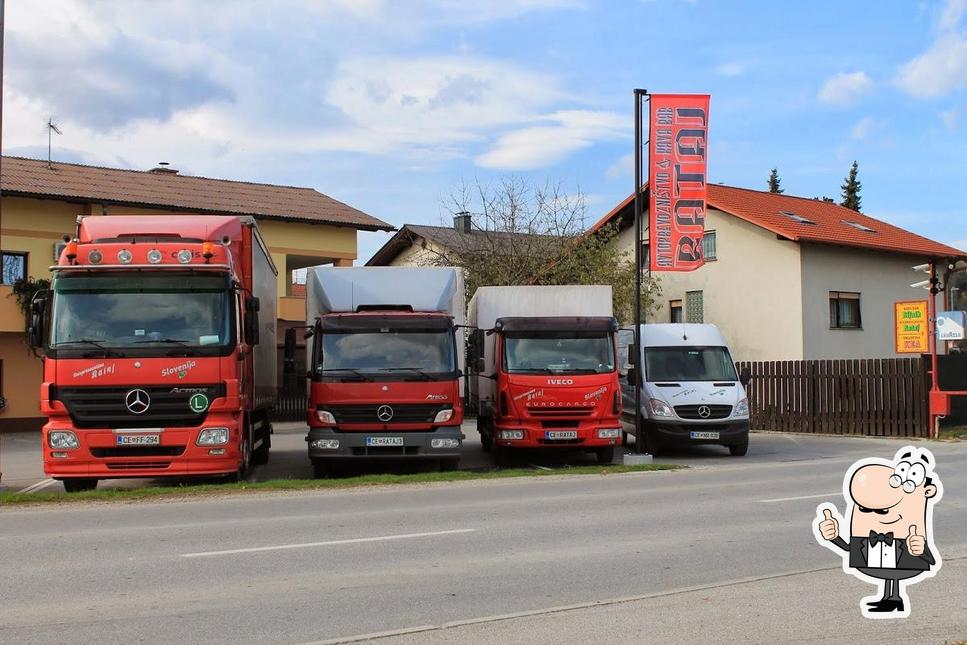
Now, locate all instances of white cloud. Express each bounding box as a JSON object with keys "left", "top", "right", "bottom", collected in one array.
[
  {"left": 818, "top": 72, "right": 873, "bottom": 106},
  {"left": 715, "top": 61, "right": 748, "bottom": 77},
  {"left": 605, "top": 152, "right": 634, "bottom": 180},
  {"left": 939, "top": 0, "right": 966, "bottom": 31},
  {"left": 941, "top": 108, "right": 959, "bottom": 129},
  {"left": 894, "top": 33, "right": 967, "bottom": 98},
  {"left": 475, "top": 110, "right": 625, "bottom": 170},
  {"left": 851, "top": 116, "right": 877, "bottom": 140}
]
